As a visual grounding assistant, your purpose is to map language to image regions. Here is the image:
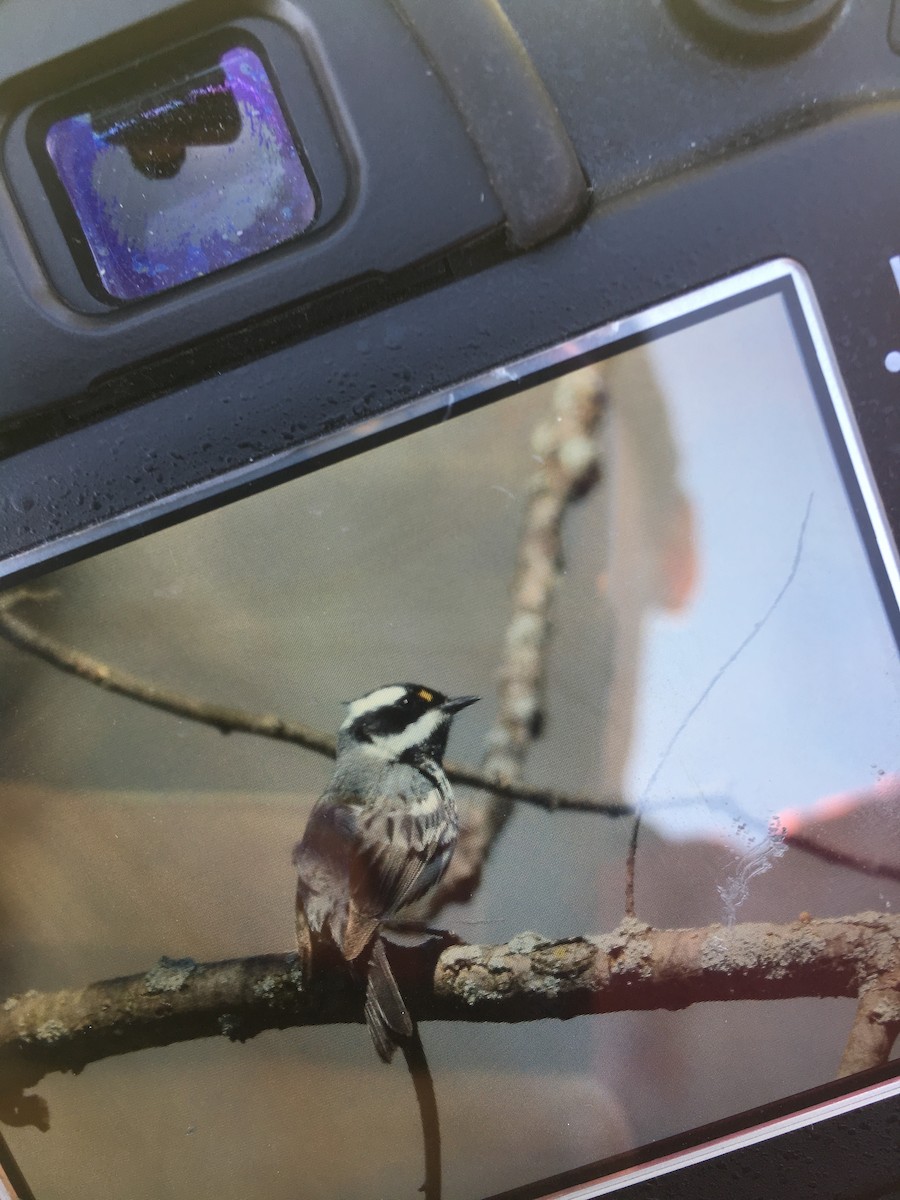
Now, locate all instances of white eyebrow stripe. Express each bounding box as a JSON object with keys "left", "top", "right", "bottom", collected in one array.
[
  {"left": 344, "top": 685, "right": 407, "bottom": 722},
  {"left": 367, "top": 708, "right": 445, "bottom": 759}
]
